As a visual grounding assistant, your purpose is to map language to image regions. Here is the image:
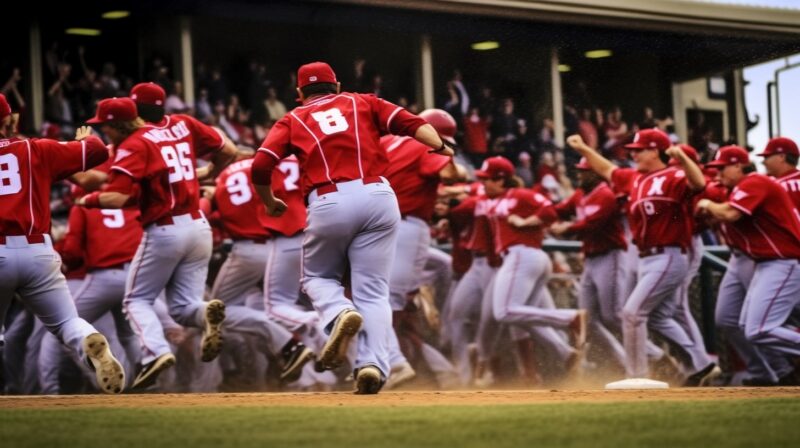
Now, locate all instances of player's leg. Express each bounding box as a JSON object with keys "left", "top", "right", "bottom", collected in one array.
[
  {"left": 264, "top": 234, "right": 318, "bottom": 332},
  {"left": 422, "top": 246, "right": 454, "bottom": 311},
  {"left": 582, "top": 253, "right": 625, "bottom": 367},
  {"left": 743, "top": 260, "right": 800, "bottom": 356},
  {"left": 621, "top": 249, "right": 688, "bottom": 378},
  {"left": 673, "top": 235, "right": 707, "bottom": 349},
  {"left": 493, "top": 247, "right": 580, "bottom": 329},
  {"left": 211, "top": 241, "right": 267, "bottom": 306},
  {"left": 448, "top": 260, "right": 487, "bottom": 385},
  {"left": 346, "top": 189, "right": 401, "bottom": 386},
  {"left": 389, "top": 217, "right": 431, "bottom": 310}
]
